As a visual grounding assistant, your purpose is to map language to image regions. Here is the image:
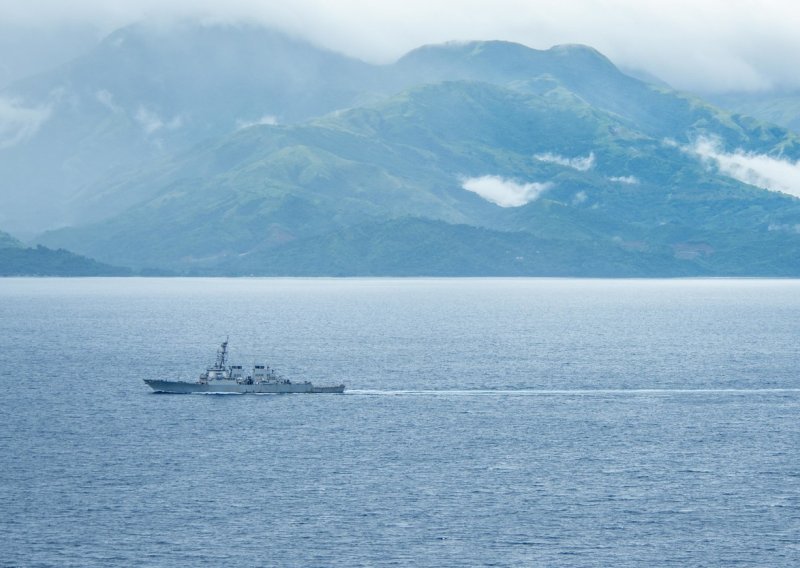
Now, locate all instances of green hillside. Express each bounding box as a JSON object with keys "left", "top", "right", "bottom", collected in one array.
[
  {"left": 208, "top": 218, "right": 705, "bottom": 277},
  {"left": 38, "top": 77, "right": 800, "bottom": 275},
  {"left": 0, "top": 244, "right": 130, "bottom": 276},
  {"left": 5, "top": 25, "right": 797, "bottom": 276},
  {"left": 7, "top": 25, "right": 797, "bottom": 237},
  {"left": 0, "top": 228, "right": 130, "bottom": 276},
  {"left": 0, "top": 23, "right": 381, "bottom": 234}
]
